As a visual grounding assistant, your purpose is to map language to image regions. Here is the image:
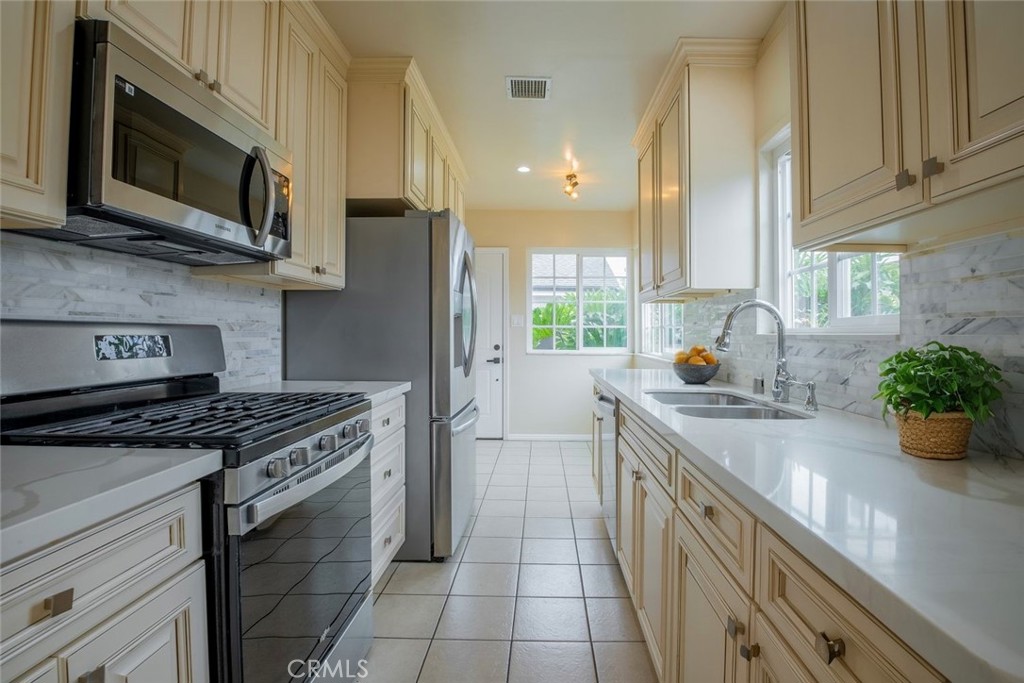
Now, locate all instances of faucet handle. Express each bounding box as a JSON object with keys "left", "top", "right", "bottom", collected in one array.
[
  {"left": 804, "top": 381, "right": 819, "bottom": 412},
  {"left": 753, "top": 376, "right": 765, "bottom": 395}
]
